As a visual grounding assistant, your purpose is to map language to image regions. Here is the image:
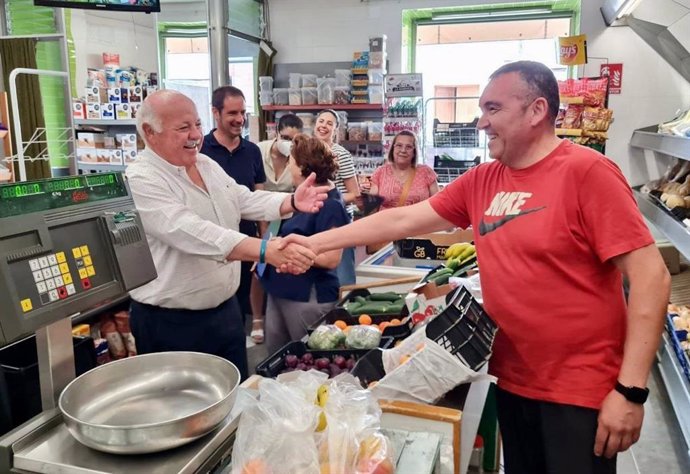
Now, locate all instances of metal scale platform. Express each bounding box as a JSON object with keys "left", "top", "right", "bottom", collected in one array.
[{"left": 0, "top": 173, "right": 239, "bottom": 473}]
